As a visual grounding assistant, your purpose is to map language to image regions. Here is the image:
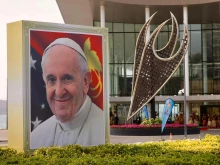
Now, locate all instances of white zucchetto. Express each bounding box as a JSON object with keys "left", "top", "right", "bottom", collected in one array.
[{"left": 43, "top": 38, "right": 87, "bottom": 62}]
